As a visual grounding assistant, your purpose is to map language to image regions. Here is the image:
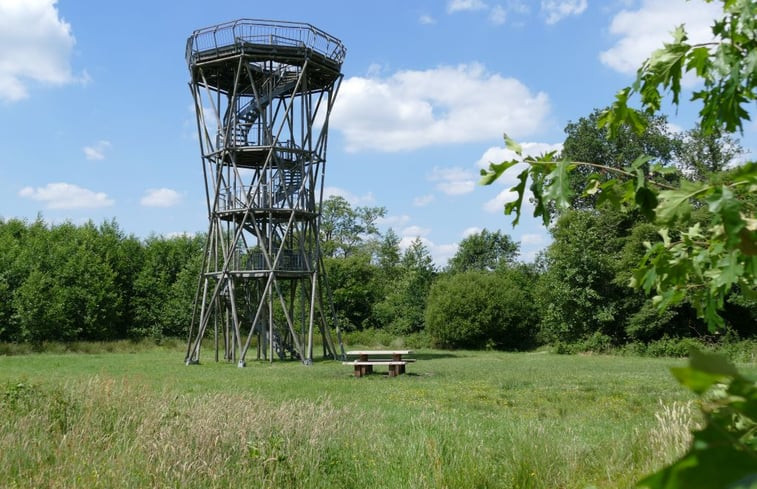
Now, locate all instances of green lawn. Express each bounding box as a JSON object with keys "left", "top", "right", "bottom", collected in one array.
[{"left": 1, "top": 347, "right": 751, "bottom": 488}]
